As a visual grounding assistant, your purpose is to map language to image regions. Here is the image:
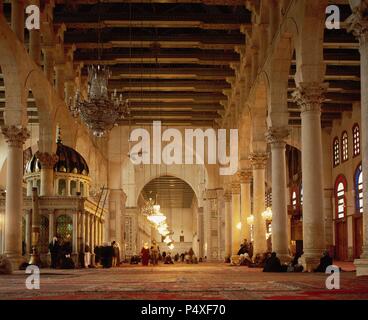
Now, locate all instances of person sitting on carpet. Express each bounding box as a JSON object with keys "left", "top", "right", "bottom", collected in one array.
[
  {"left": 240, "top": 253, "right": 252, "bottom": 267},
  {"left": 263, "top": 252, "right": 283, "bottom": 272},
  {"left": 61, "top": 254, "right": 75, "bottom": 269},
  {"left": 164, "top": 252, "right": 174, "bottom": 264},
  {"left": 0, "top": 255, "right": 12, "bottom": 274},
  {"left": 314, "top": 250, "right": 333, "bottom": 273}
]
